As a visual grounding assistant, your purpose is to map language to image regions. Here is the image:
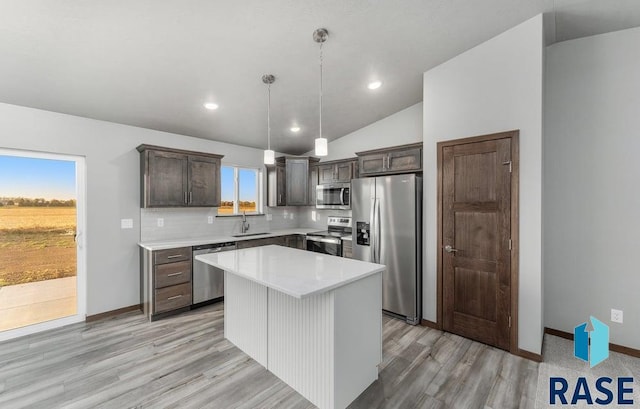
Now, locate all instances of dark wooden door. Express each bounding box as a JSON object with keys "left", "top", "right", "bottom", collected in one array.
[
  {"left": 286, "top": 158, "right": 309, "bottom": 205},
  {"left": 358, "top": 153, "right": 386, "bottom": 175},
  {"left": 387, "top": 147, "right": 422, "bottom": 173},
  {"left": 309, "top": 165, "right": 318, "bottom": 205},
  {"left": 188, "top": 155, "right": 220, "bottom": 207},
  {"left": 442, "top": 138, "right": 512, "bottom": 350},
  {"left": 317, "top": 164, "right": 336, "bottom": 184},
  {"left": 147, "top": 150, "right": 187, "bottom": 207},
  {"left": 335, "top": 161, "right": 354, "bottom": 182},
  {"left": 276, "top": 165, "right": 286, "bottom": 206}
]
